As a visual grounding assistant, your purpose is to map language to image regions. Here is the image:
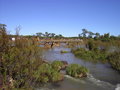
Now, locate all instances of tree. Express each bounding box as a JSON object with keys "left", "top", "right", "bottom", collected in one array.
[
  {"left": 45, "top": 32, "right": 50, "bottom": 37},
  {"left": 36, "top": 32, "right": 43, "bottom": 37},
  {"left": 0, "top": 24, "right": 9, "bottom": 56},
  {"left": 58, "top": 34, "right": 63, "bottom": 38},
  {"left": 101, "top": 33, "right": 110, "bottom": 41},
  {"left": 95, "top": 32, "right": 100, "bottom": 38},
  {"left": 82, "top": 29, "right": 88, "bottom": 38},
  {"left": 104, "top": 33, "right": 110, "bottom": 38},
  {"left": 0, "top": 24, "right": 6, "bottom": 30},
  {"left": 51, "top": 33, "right": 55, "bottom": 38},
  {"left": 88, "top": 31, "right": 94, "bottom": 38},
  {"left": 78, "top": 34, "right": 82, "bottom": 38}
]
